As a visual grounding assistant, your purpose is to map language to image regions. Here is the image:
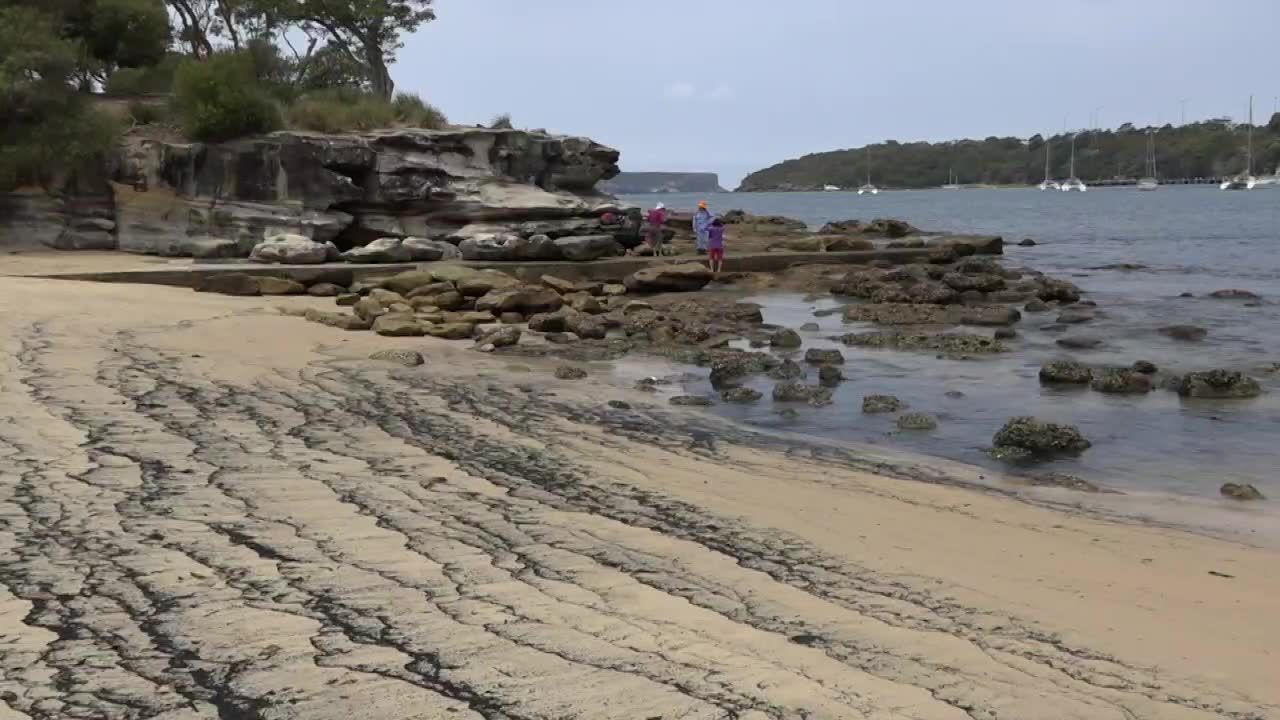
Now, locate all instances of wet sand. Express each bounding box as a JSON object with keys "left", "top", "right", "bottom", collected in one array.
[{"left": 1, "top": 277, "right": 1277, "bottom": 719}]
